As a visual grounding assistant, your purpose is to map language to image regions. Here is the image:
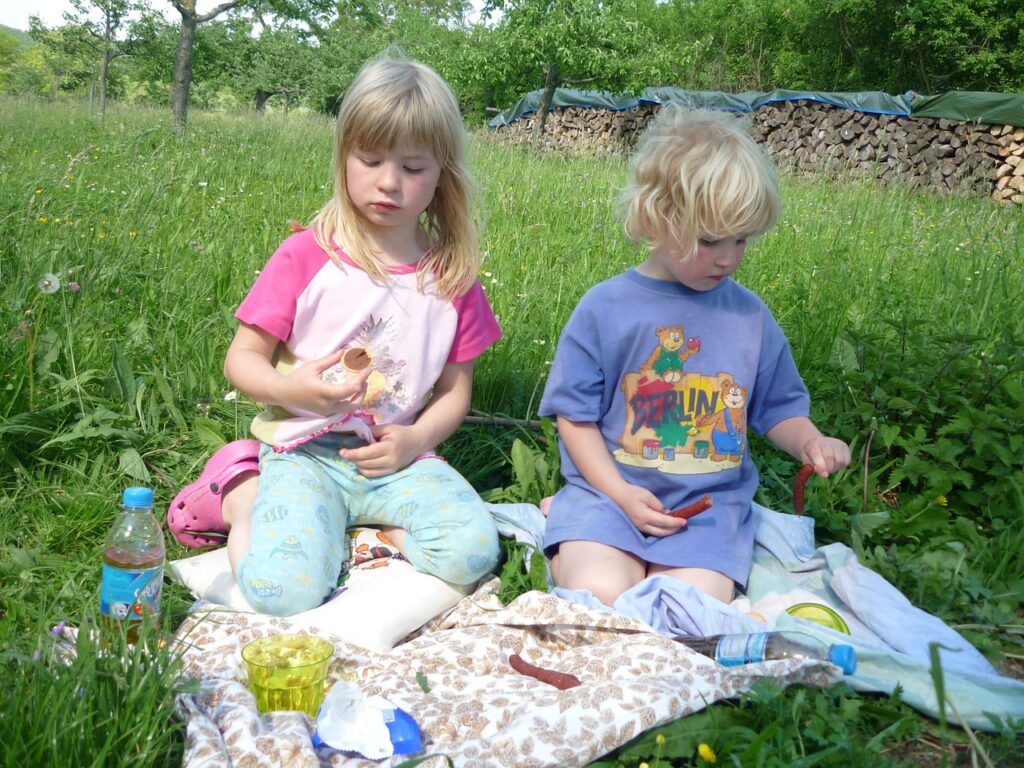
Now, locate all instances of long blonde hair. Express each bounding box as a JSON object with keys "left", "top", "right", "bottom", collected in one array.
[
  {"left": 620, "top": 105, "right": 780, "bottom": 260},
  {"left": 312, "top": 50, "right": 481, "bottom": 298}
]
